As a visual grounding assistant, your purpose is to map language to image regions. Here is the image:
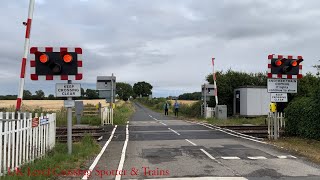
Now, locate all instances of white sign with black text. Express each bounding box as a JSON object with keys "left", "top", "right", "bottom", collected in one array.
[
  {"left": 56, "top": 83, "right": 81, "bottom": 97},
  {"left": 267, "top": 79, "right": 297, "bottom": 93},
  {"left": 64, "top": 100, "right": 75, "bottom": 108},
  {"left": 271, "top": 93, "right": 288, "bottom": 102}
]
